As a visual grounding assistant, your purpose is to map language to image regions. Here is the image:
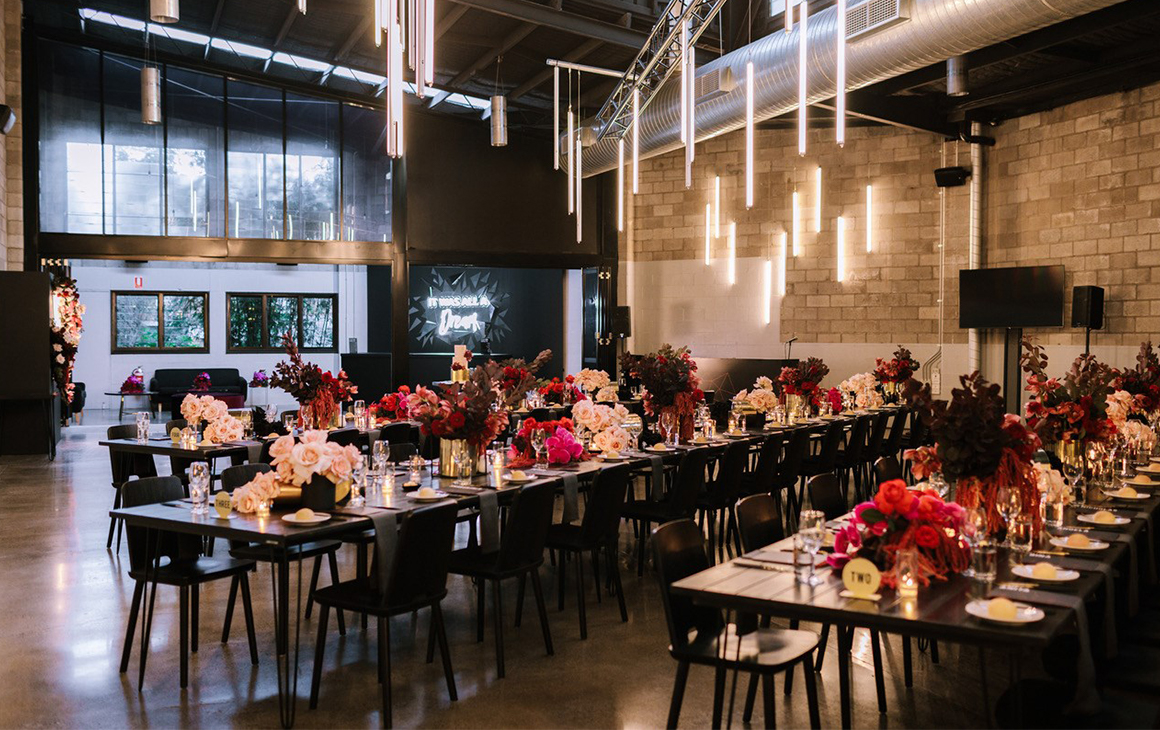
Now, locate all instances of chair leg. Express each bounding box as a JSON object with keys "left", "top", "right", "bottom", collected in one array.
[
  {"left": 802, "top": 653, "right": 821, "bottom": 730},
  {"left": 239, "top": 572, "right": 259, "bottom": 666},
  {"left": 575, "top": 548, "right": 588, "bottom": 640},
  {"left": 433, "top": 603, "right": 458, "bottom": 702},
  {"left": 492, "top": 578, "right": 506, "bottom": 679},
  {"left": 309, "top": 604, "right": 330, "bottom": 709},
  {"left": 930, "top": 639, "right": 940, "bottom": 664},
  {"left": 903, "top": 635, "right": 913, "bottom": 687},
  {"left": 667, "top": 660, "right": 690, "bottom": 729},
  {"left": 742, "top": 673, "right": 760, "bottom": 723},
  {"left": 179, "top": 586, "right": 189, "bottom": 689},
  {"left": 305, "top": 556, "right": 323, "bottom": 619},
  {"left": 814, "top": 623, "right": 830, "bottom": 672},
  {"left": 591, "top": 549, "right": 602, "bottom": 603},
  {"left": 378, "top": 615, "right": 393, "bottom": 728},
  {"left": 762, "top": 673, "right": 777, "bottom": 730},
  {"left": 514, "top": 574, "right": 527, "bottom": 627},
  {"left": 358, "top": 545, "right": 370, "bottom": 630},
  {"left": 870, "top": 629, "right": 887, "bottom": 713},
  {"left": 476, "top": 579, "right": 486, "bottom": 643},
  {"left": 190, "top": 584, "right": 199, "bottom": 654},
  {"left": 327, "top": 551, "right": 347, "bottom": 636},
  {"left": 138, "top": 577, "right": 159, "bottom": 692},
  {"left": 107, "top": 488, "right": 121, "bottom": 549},
  {"left": 711, "top": 666, "right": 727, "bottom": 730},
  {"left": 610, "top": 544, "right": 628, "bottom": 622},
  {"left": 221, "top": 575, "right": 240, "bottom": 643},
  {"left": 119, "top": 580, "right": 145, "bottom": 673},
  {"left": 558, "top": 550, "right": 567, "bottom": 611},
  {"left": 530, "top": 568, "right": 554, "bottom": 656},
  {"left": 426, "top": 610, "right": 437, "bottom": 664},
  {"left": 637, "top": 520, "right": 650, "bottom": 576}
]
